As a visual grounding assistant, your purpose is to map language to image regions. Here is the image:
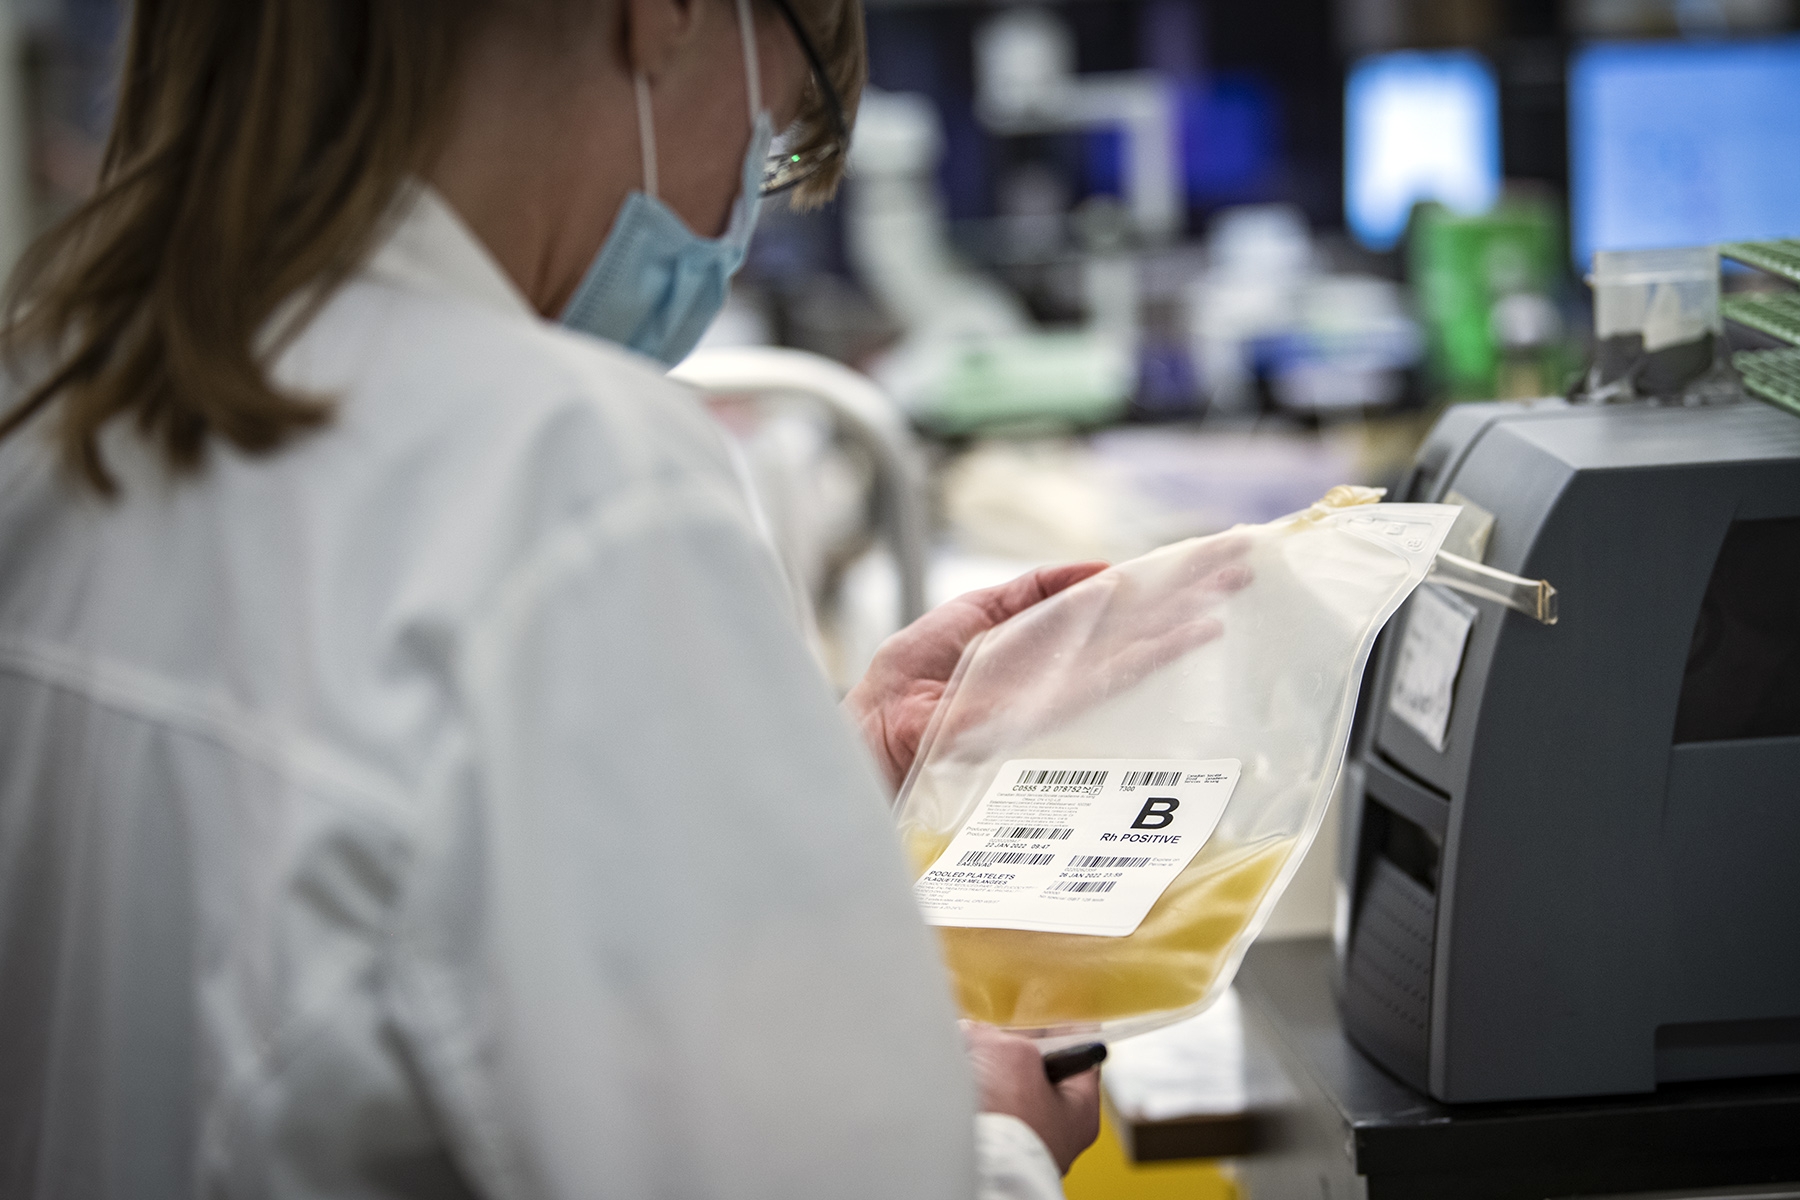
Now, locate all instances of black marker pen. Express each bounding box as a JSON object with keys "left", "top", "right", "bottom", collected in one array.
[{"left": 1042, "top": 1041, "right": 1107, "bottom": 1084}]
